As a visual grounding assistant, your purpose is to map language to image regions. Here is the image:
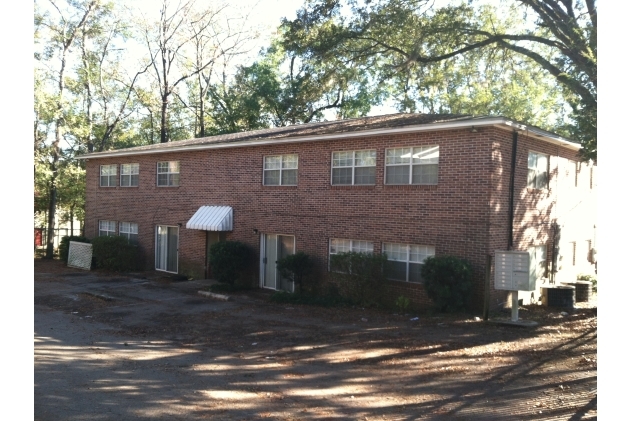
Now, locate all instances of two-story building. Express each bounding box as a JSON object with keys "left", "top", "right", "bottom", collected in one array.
[{"left": 77, "top": 113, "right": 597, "bottom": 310}]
